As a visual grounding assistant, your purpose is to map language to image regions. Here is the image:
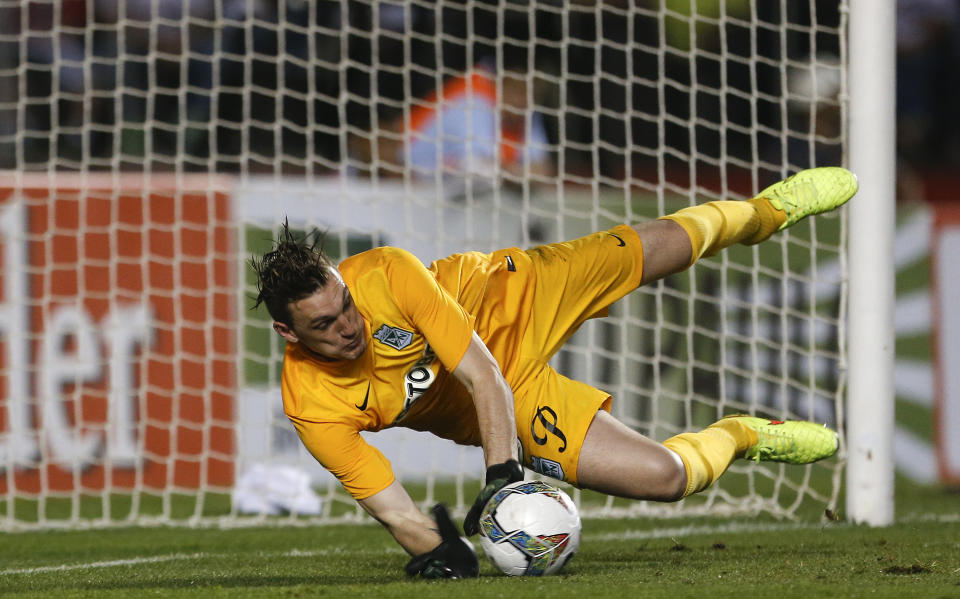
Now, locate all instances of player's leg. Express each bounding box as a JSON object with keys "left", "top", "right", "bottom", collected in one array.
[
  {"left": 575, "top": 411, "right": 753, "bottom": 501},
  {"left": 515, "top": 167, "right": 858, "bottom": 372},
  {"left": 575, "top": 410, "right": 688, "bottom": 501},
  {"left": 630, "top": 197, "right": 777, "bottom": 285},
  {"left": 630, "top": 218, "right": 691, "bottom": 286},
  {"left": 634, "top": 166, "right": 859, "bottom": 285},
  {"left": 576, "top": 411, "right": 839, "bottom": 501}
]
